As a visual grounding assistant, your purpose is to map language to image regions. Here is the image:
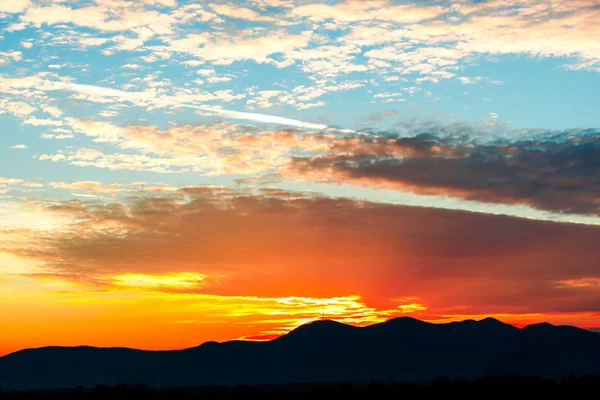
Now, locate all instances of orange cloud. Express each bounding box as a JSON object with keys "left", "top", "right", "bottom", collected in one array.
[
  {"left": 4, "top": 186, "right": 600, "bottom": 308},
  {"left": 40, "top": 120, "right": 335, "bottom": 174}
]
